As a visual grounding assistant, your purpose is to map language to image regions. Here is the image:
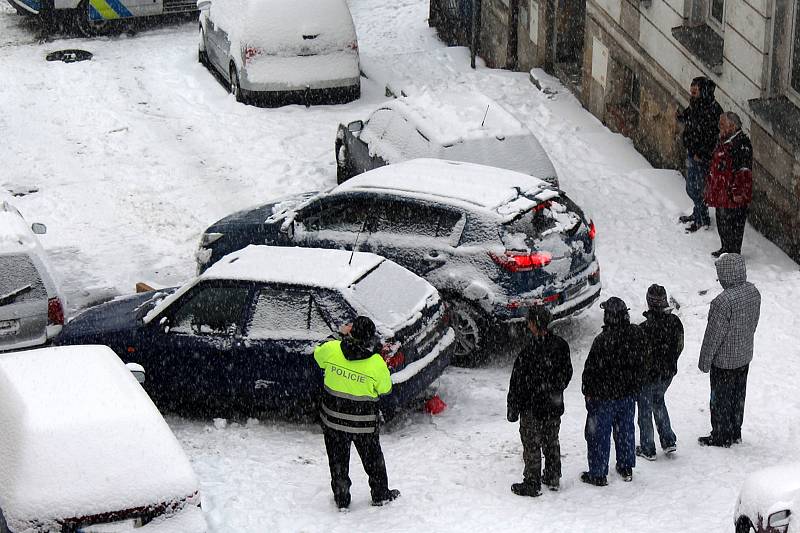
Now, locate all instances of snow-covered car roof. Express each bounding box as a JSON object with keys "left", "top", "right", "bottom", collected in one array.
[
  {"left": 0, "top": 201, "right": 41, "bottom": 255},
  {"left": 736, "top": 463, "right": 800, "bottom": 526},
  {"left": 0, "top": 345, "right": 200, "bottom": 528},
  {"left": 334, "top": 158, "right": 559, "bottom": 218}
]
